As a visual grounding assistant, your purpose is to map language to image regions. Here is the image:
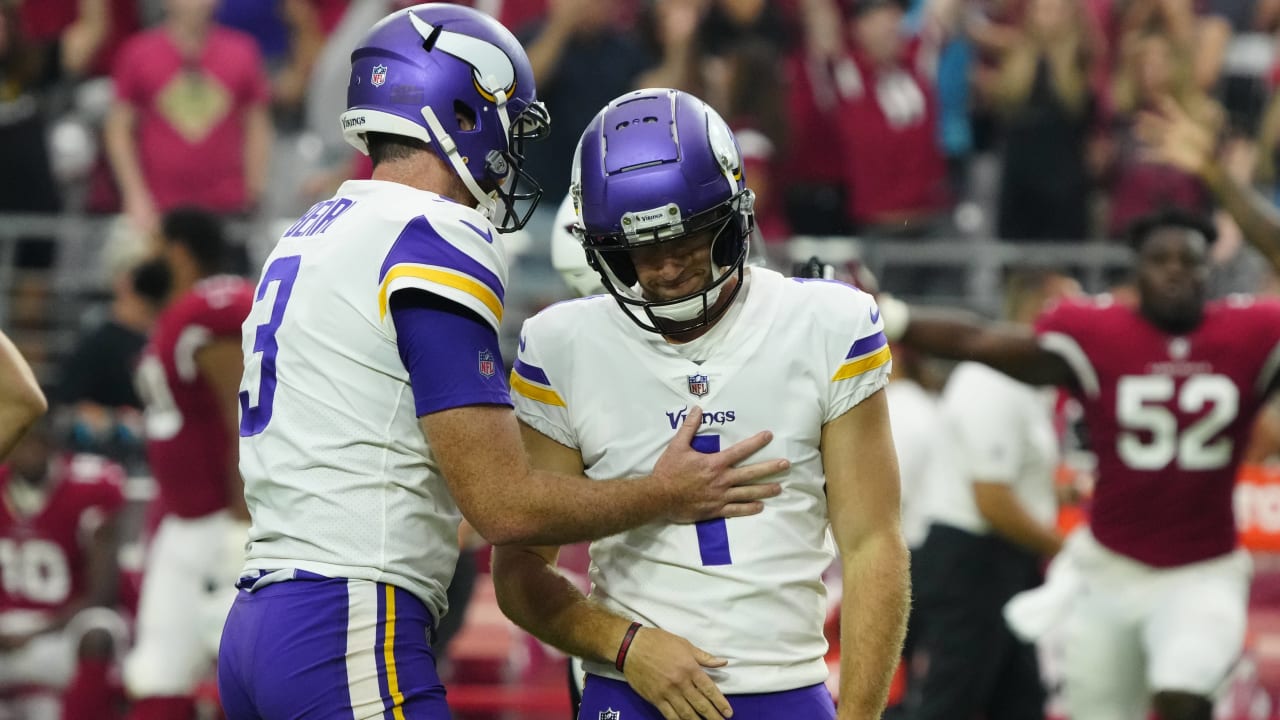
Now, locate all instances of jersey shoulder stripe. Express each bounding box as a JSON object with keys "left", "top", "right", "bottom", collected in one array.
[
  {"left": 510, "top": 358, "right": 565, "bottom": 407},
  {"left": 376, "top": 214, "right": 506, "bottom": 328}
]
